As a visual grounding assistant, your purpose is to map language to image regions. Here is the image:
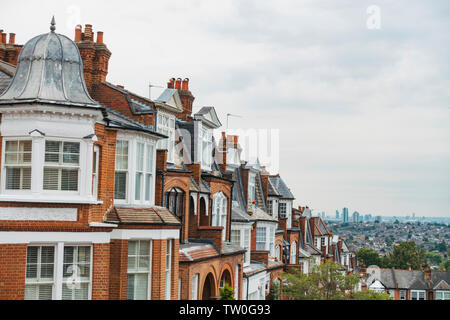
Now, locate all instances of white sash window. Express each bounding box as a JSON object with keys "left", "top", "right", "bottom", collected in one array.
[
  {"left": 43, "top": 141, "right": 80, "bottom": 191},
  {"left": 127, "top": 240, "right": 152, "bottom": 300},
  {"left": 25, "top": 246, "right": 55, "bottom": 300},
  {"left": 114, "top": 140, "right": 129, "bottom": 200},
  {"left": 5, "top": 140, "right": 32, "bottom": 190}
]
